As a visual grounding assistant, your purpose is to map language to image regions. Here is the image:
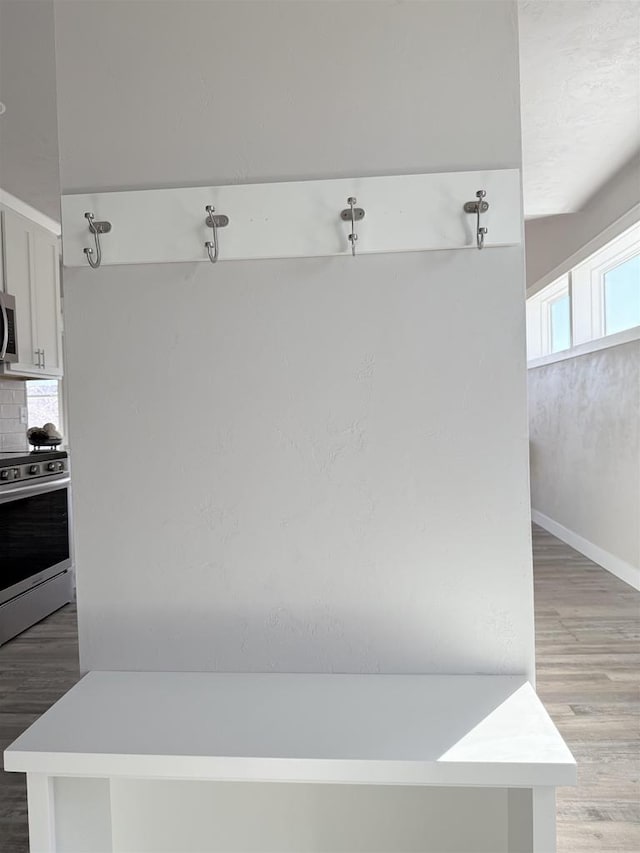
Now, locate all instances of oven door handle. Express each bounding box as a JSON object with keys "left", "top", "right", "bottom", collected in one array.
[
  {"left": 0, "top": 476, "right": 70, "bottom": 504},
  {"left": 0, "top": 298, "right": 8, "bottom": 361}
]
